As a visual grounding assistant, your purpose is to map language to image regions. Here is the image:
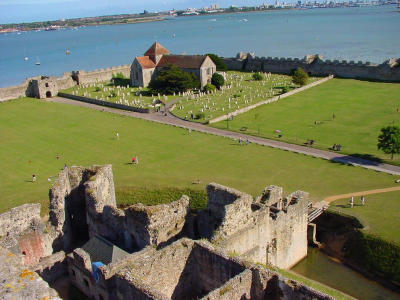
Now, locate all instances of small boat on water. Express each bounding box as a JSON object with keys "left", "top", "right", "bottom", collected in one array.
[
  {"left": 66, "top": 49, "right": 70, "bottom": 55},
  {"left": 35, "top": 57, "right": 40, "bottom": 65},
  {"left": 24, "top": 57, "right": 28, "bottom": 61}
]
